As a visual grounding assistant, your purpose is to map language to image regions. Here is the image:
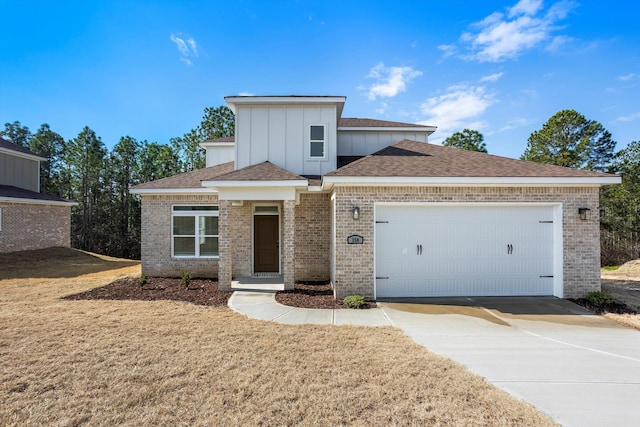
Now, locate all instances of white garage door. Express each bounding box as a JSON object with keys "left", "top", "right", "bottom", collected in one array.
[{"left": 375, "top": 204, "right": 555, "bottom": 298}]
